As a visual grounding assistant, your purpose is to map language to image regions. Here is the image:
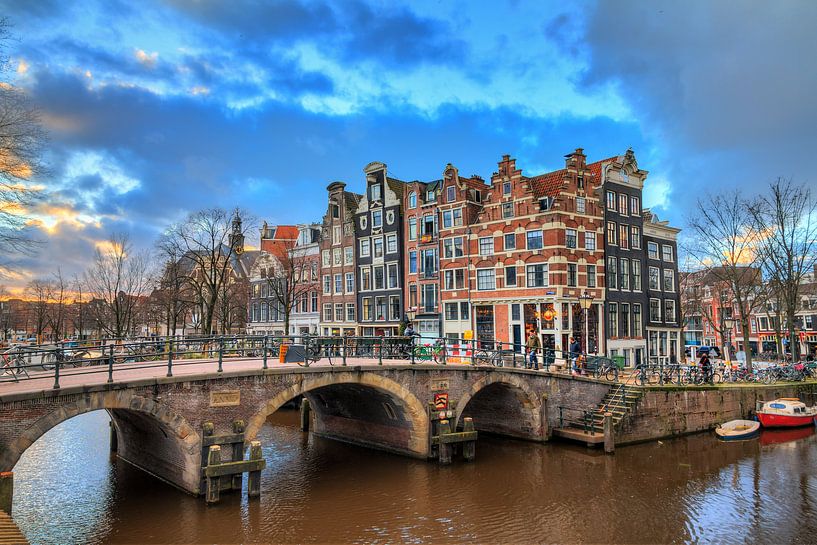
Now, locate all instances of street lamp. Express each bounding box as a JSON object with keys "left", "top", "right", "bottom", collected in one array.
[
  {"left": 579, "top": 292, "right": 594, "bottom": 357},
  {"left": 723, "top": 317, "right": 735, "bottom": 365}
]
